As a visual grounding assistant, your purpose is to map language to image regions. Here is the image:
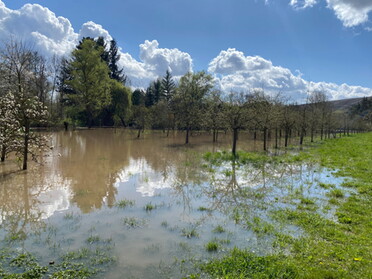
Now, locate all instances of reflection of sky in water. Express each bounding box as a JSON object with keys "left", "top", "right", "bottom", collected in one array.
[
  {"left": 115, "top": 158, "right": 175, "bottom": 197},
  {"left": 34, "top": 174, "right": 72, "bottom": 219},
  {"left": 0, "top": 173, "right": 72, "bottom": 225}
]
